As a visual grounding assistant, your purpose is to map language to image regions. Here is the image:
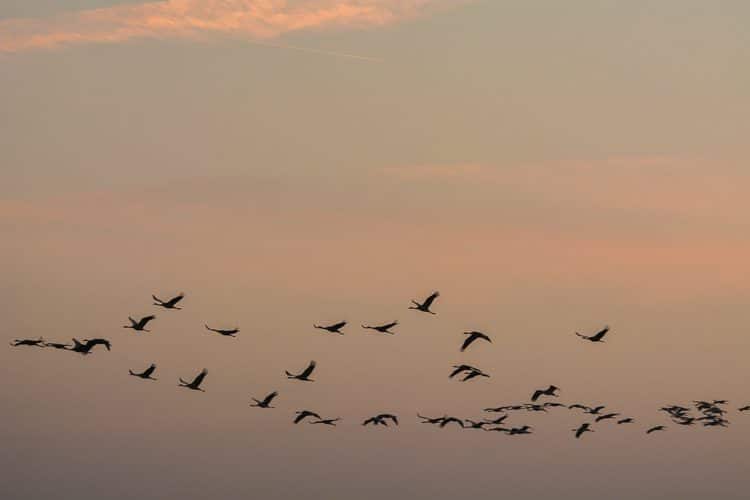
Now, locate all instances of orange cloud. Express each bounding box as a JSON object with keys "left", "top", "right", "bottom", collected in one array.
[{"left": 0, "top": 0, "right": 463, "bottom": 54}]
